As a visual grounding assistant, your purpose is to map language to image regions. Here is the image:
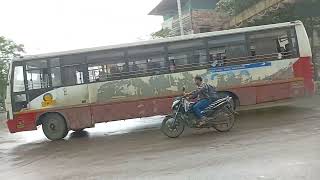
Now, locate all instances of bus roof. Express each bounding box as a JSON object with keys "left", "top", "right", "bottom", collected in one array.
[{"left": 15, "top": 21, "right": 301, "bottom": 62}]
